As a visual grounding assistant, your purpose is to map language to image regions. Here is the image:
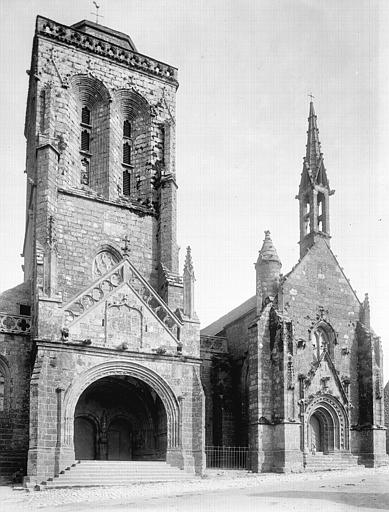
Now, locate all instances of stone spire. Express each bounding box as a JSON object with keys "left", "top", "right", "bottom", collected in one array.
[
  {"left": 297, "top": 101, "right": 334, "bottom": 258},
  {"left": 305, "top": 101, "right": 322, "bottom": 177},
  {"left": 255, "top": 231, "right": 282, "bottom": 312},
  {"left": 183, "top": 246, "right": 195, "bottom": 318}
]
